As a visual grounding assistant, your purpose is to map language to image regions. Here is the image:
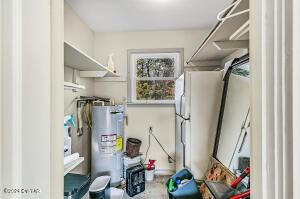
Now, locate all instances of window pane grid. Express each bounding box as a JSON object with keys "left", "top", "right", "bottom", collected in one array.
[{"left": 129, "top": 50, "right": 182, "bottom": 104}]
